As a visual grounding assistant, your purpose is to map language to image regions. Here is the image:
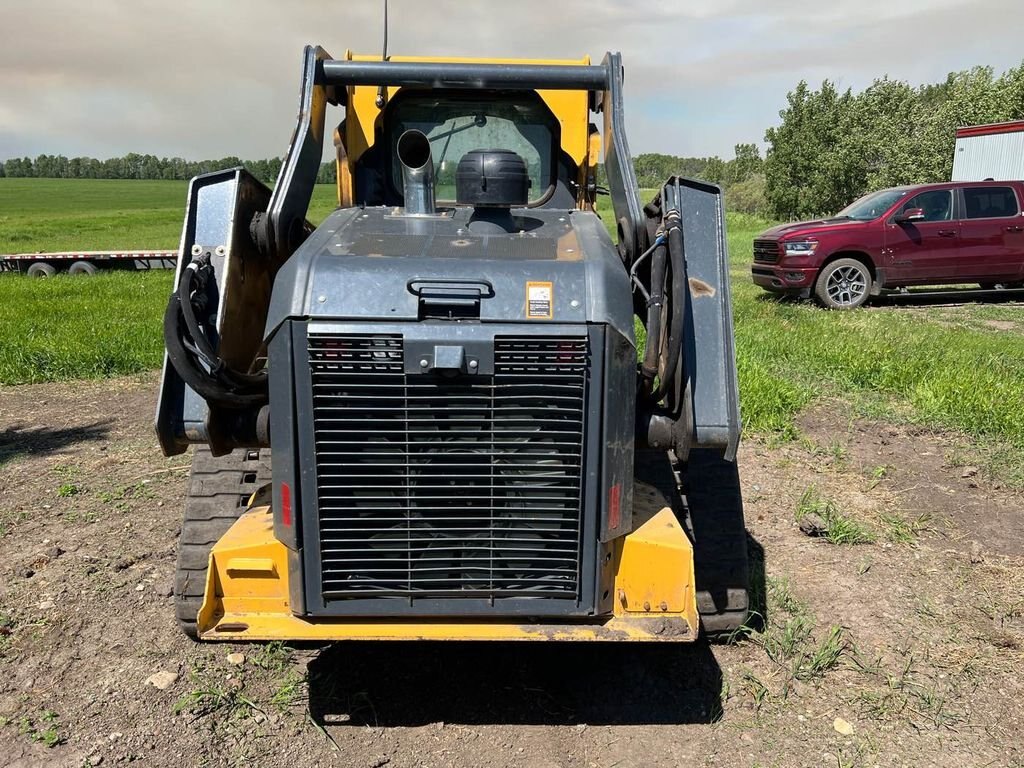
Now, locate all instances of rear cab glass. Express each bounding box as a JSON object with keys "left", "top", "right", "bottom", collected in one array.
[{"left": 388, "top": 92, "right": 558, "bottom": 205}]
